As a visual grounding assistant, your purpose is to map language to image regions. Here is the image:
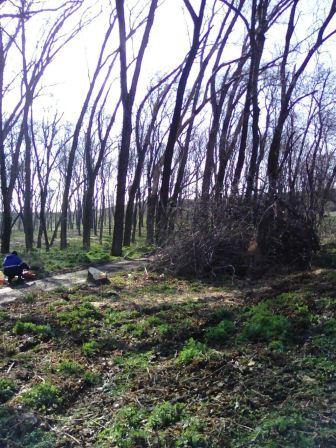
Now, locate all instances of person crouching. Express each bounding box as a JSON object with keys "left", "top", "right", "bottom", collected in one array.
[{"left": 3, "top": 251, "right": 29, "bottom": 284}]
